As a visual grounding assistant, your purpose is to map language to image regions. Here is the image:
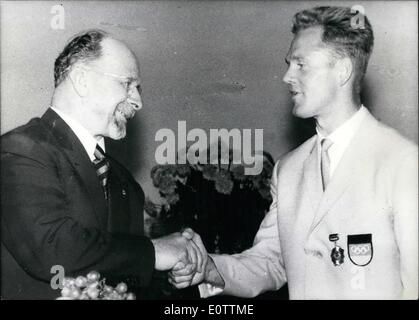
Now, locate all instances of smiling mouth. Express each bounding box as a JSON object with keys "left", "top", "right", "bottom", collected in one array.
[
  {"left": 115, "top": 103, "right": 136, "bottom": 120},
  {"left": 116, "top": 109, "right": 128, "bottom": 120},
  {"left": 290, "top": 90, "right": 301, "bottom": 98}
]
